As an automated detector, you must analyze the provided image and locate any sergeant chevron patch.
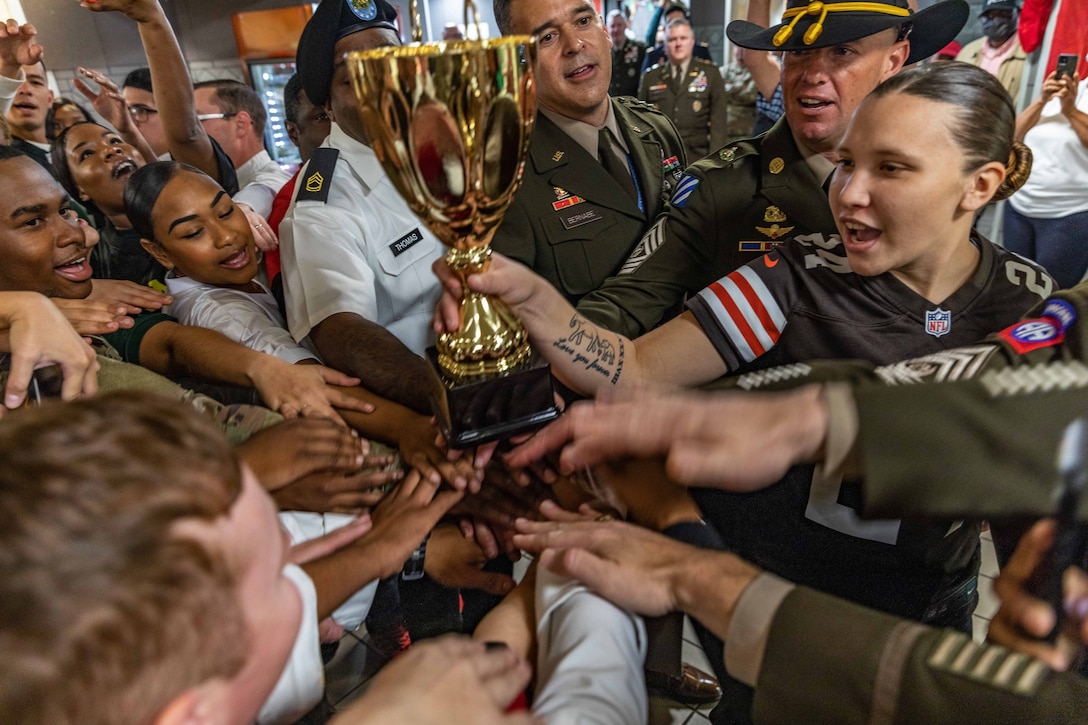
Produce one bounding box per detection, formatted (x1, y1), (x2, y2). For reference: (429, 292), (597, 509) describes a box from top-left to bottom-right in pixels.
(927, 631), (1049, 696)
(979, 361), (1088, 397)
(736, 363), (813, 390)
(874, 346), (997, 385)
(619, 217), (666, 275)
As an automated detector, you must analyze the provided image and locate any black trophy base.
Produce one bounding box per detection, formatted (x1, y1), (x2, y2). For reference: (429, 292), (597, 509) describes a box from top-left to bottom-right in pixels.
(426, 346), (561, 449)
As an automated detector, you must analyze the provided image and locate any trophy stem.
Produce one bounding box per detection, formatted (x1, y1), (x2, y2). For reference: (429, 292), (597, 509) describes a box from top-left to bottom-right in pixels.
(437, 246), (531, 379)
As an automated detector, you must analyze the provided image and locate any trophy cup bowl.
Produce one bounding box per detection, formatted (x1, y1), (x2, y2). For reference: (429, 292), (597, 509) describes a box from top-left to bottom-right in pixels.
(348, 33), (559, 448)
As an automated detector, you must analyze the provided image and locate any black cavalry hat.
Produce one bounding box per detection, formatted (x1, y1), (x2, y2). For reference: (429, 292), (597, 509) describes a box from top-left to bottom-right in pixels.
(727, 0), (969, 65)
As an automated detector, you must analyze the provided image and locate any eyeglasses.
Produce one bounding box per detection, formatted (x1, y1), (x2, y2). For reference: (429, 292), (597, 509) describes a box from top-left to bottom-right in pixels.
(128, 105), (158, 122)
(197, 112), (238, 122)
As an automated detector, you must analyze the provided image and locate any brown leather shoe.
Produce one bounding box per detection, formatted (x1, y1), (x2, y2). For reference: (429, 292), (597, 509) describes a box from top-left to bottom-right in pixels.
(646, 663), (722, 705)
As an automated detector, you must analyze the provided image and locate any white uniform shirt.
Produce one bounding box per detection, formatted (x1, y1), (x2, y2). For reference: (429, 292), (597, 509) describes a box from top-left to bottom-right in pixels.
(234, 149), (293, 219)
(1009, 80), (1088, 218)
(280, 123), (443, 357)
(163, 274), (319, 364)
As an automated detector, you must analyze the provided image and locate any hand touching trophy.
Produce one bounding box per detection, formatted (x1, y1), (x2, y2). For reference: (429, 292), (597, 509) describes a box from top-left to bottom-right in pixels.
(348, 0), (559, 448)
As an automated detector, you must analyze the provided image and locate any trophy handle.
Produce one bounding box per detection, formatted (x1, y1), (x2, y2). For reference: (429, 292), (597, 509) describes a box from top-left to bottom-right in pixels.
(464, 0), (482, 40)
(407, 0), (422, 42)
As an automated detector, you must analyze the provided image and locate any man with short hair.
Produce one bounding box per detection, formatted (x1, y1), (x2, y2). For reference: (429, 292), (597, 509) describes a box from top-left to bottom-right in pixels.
(4, 58), (53, 171)
(639, 2), (713, 76)
(957, 0), (1027, 101)
(639, 17), (728, 161)
(577, 0), (969, 339)
(489, 0), (689, 309)
(120, 67), (169, 159)
(194, 79), (292, 218)
(607, 10), (644, 97)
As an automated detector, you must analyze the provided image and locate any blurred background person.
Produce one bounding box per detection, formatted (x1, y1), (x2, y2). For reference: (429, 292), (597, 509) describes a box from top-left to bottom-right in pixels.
(956, 0), (1027, 100)
(608, 9), (645, 97)
(1004, 66), (1088, 288)
(45, 97), (95, 142)
(720, 47), (757, 140)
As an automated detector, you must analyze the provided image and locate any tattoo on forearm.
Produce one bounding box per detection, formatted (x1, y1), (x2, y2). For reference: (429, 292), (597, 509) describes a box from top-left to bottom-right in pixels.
(552, 315), (623, 384)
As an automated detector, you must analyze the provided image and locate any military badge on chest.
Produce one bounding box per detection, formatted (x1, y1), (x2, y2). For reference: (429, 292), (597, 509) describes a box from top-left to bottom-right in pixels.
(624, 45), (639, 64)
(925, 308), (952, 337)
(688, 70), (708, 93)
(755, 205), (794, 240)
(660, 155), (683, 196)
(551, 186), (585, 211)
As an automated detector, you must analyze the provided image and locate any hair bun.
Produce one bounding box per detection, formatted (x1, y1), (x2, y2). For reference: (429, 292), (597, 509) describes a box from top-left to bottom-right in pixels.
(993, 141), (1032, 201)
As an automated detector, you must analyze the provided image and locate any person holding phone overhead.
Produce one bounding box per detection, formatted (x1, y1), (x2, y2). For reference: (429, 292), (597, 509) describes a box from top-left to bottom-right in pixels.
(1004, 54), (1088, 289)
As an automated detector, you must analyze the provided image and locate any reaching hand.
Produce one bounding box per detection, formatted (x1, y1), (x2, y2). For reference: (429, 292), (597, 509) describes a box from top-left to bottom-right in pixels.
(425, 524), (517, 596)
(86, 278), (172, 314)
(74, 0), (164, 25)
(0, 292), (98, 410)
(248, 356), (373, 427)
(237, 203), (279, 252)
(0, 19), (42, 76)
(398, 415), (481, 491)
(989, 520), (1088, 670)
(51, 297), (136, 335)
(507, 384), (828, 491)
(73, 67), (139, 136)
(273, 465), (404, 515)
(334, 635), (535, 725)
(361, 469), (465, 579)
(237, 417), (369, 491)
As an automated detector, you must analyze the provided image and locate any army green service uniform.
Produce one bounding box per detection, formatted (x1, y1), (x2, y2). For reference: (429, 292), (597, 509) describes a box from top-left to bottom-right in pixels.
(492, 97), (687, 305)
(751, 584), (1088, 724)
(610, 38), (646, 98)
(577, 116), (834, 338)
(638, 58), (729, 163)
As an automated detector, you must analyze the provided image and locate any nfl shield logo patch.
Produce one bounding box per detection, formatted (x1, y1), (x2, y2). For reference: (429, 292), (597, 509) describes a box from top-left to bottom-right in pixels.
(925, 308), (951, 337)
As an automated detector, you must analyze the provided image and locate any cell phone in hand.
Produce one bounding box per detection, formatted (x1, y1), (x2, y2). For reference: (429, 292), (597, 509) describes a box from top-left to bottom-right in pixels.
(1056, 53), (1079, 79)
(1028, 418), (1088, 643)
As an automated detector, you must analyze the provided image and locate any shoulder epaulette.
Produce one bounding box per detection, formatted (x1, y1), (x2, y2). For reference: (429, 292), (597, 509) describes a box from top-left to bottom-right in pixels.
(295, 147), (340, 204)
(616, 95), (659, 112)
(647, 62), (666, 73)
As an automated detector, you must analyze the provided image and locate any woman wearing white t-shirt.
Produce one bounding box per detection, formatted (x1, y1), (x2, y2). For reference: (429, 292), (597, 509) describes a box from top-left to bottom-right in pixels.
(1005, 68), (1088, 288)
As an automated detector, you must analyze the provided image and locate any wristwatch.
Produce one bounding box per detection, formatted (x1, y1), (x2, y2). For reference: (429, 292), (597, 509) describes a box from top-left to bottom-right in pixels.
(401, 532), (430, 581)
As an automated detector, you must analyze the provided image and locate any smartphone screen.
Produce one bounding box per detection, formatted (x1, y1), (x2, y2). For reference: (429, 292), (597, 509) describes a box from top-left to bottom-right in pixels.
(1056, 53), (1078, 79)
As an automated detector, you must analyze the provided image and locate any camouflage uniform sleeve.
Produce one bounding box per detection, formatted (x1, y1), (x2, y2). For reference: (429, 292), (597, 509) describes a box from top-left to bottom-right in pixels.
(707, 65), (731, 154)
(576, 150), (759, 337)
(755, 586), (1088, 724)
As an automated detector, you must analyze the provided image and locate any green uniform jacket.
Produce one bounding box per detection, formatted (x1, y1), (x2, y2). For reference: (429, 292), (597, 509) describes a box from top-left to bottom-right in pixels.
(610, 38), (646, 98)
(492, 97), (687, 305)
(757, 585), (1087, 724)
(638, 58), (729, 162)
(577, 116), (835, 338)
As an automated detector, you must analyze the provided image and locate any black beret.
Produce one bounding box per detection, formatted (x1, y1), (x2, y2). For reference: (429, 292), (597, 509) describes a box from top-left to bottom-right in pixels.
(297, 0), (399, 107)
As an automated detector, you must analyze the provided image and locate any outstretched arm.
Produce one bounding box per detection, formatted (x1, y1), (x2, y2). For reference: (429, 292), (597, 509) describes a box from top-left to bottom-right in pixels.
(75, 0), (225, 183)
(433, 252), (725, 398)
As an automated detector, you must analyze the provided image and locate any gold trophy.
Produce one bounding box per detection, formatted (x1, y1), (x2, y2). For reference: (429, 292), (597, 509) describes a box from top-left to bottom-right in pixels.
(348, 0), (559, 448)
